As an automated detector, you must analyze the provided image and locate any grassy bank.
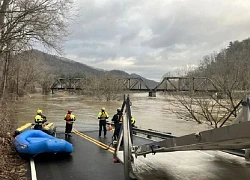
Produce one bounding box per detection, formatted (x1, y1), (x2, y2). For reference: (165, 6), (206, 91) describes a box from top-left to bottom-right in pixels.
(0, 103), (27, 180)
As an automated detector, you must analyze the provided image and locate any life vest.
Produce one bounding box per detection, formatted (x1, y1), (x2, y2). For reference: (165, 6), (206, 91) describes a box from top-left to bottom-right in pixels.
(35, 115), (43, 125)
(98, 111), (109, 120)
(65, 114), (71, 120)
(118, 115), (123, 124)
(65, 113), (75, 124)
(131, 117), (135, 125)
(101, 112), (107, 118)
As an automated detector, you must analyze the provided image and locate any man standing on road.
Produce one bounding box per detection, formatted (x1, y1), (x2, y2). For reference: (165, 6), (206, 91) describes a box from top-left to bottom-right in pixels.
(98, 107), (109, 137)
(64, 109), (76, 136)
(111, 108), (123, 140)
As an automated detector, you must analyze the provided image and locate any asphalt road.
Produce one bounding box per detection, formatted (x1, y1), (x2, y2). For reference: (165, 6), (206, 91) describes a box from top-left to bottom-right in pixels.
(29, 128), (250, 180)
(34, 130), (125, 180)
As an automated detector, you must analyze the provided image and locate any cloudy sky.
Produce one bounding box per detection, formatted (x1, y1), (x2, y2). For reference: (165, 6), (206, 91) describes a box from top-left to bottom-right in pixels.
(63, 0), (250, 81)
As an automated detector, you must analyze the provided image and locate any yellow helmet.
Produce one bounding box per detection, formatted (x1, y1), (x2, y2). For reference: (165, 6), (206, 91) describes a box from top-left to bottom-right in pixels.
(101, 107), (105, 110)
(37, 109), (42, 114)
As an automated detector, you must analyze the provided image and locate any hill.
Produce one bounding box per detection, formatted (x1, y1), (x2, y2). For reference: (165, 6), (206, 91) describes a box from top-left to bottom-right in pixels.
(24, 49), (159, 89)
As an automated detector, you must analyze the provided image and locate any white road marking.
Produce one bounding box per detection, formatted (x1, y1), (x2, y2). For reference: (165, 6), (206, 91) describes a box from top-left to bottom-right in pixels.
(30, 158), (37, 180)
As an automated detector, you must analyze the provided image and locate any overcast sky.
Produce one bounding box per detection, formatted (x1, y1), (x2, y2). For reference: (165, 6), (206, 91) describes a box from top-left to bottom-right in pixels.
(63, 0), (250, 81)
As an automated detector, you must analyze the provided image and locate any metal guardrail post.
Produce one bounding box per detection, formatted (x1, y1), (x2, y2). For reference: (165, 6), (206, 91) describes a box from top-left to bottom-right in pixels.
(123, 95), (136, 180)
(113, 96), (126, 162)
(123, 97), (130, 180)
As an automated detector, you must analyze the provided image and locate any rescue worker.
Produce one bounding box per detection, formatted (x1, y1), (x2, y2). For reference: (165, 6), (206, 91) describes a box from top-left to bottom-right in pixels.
(111, 108), (123, 140)
(131, 114), (137, 135)
(64, 109), (76, 136)
(131, 115), (136, 128)
(98, 107), (109, 137)
(34, 109), (47, 130)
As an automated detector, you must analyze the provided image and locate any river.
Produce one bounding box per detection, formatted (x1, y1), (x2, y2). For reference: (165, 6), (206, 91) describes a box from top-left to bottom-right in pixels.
(15, 92), (210, 136)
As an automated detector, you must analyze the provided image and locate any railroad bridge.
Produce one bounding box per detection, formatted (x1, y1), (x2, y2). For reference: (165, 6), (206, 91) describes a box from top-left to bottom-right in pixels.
(51, 77), (219, 96)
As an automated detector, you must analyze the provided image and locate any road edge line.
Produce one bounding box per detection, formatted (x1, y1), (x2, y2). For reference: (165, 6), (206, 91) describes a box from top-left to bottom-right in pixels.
(30, 158), (37, 180)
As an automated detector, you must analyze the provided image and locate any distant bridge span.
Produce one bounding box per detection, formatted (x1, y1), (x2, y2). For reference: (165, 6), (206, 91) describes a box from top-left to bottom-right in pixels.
(51, 77), (219, 96)
(153, 76), (218, 92)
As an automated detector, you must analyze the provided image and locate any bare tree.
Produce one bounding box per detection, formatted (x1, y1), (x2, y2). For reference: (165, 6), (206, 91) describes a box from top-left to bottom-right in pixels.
(0, 0), (74, 98)
(79, 73), (125, 101)
(167, 42), (248, 128)
(167, 92), (241, 128)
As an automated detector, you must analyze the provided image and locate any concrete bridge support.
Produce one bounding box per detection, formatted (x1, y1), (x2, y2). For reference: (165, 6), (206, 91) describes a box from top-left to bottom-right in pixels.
(148, 91), (156, 97)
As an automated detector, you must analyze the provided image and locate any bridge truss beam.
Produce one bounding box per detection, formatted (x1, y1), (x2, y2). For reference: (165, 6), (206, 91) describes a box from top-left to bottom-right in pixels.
(51, 78), (84, 93)
(154, 77), (218, 92)
(117, 78), (151, 91)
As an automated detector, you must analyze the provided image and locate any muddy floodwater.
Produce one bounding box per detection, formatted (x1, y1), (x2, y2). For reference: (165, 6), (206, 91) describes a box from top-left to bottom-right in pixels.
(15, 92), (210, 136)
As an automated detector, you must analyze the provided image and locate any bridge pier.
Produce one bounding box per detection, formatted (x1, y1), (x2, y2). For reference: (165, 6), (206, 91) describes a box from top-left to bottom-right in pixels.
(149, 91), (156, 97)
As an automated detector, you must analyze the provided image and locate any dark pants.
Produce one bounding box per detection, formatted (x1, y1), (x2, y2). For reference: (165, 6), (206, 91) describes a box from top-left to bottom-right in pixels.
(113, 124), (124, 146)
(113, 124), (121, 140)
(132, 124), (137, 135)
(99, 120), (107, 136)
(65, 123), (73, 133)
(34, 124), (43, 130)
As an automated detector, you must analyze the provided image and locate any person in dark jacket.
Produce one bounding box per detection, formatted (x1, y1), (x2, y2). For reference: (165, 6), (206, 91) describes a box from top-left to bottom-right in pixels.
(111, 108), (123, 140)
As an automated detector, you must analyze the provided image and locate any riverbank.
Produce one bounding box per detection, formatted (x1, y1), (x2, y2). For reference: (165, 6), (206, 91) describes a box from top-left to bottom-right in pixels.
(0, 102), (27, 180)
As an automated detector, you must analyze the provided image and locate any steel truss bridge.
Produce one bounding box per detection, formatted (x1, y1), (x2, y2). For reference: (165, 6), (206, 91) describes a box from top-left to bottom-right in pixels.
(51, 78), (83, 93)
(51, 77), (219, 95)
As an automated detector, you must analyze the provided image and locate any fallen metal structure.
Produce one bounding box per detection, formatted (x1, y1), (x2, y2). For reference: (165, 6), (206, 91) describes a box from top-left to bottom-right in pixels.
(114, 95), (250, 180)
(134, 121), (250, 156)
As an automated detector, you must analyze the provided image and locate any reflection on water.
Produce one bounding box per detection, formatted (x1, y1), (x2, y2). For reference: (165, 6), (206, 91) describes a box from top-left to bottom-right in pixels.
(15, 92), (210, 136)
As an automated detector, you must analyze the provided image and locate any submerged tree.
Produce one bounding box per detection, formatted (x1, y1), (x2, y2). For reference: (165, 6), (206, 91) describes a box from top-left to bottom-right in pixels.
(167, 92), (241, 128)
(81, 73), (125, 101)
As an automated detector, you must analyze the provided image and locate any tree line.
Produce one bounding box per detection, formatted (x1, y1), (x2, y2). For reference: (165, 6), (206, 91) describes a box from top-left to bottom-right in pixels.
(0, 0), (73, 100)
(166, 38), (250, 128)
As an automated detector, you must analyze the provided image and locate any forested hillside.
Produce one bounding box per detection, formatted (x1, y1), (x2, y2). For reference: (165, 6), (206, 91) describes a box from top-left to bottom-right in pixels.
(188, 38), (250, 92)
(170, 38), (250, 127)
(28, 50), (158, 88)
(165, 38), (250, 128)
(10, 49), (158, 94)
(26, 50), (124, 78)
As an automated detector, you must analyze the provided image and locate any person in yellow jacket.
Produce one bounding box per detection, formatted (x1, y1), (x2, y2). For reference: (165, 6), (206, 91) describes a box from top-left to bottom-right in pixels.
(131, 115), (136, 127)
(98, 107), (109, 137)
(34, 109), (47, 130)
(64, 109), (76, 136)
(131, 114), (137, 135)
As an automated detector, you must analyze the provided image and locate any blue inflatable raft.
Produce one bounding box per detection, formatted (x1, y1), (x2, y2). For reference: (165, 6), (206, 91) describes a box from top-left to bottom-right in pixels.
(13, 130), (73, 155)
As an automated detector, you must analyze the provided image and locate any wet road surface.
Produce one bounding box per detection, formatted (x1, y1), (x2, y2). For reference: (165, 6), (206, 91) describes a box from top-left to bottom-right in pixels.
(34, 127), (124, 180)
(27, 126), (250, 180)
